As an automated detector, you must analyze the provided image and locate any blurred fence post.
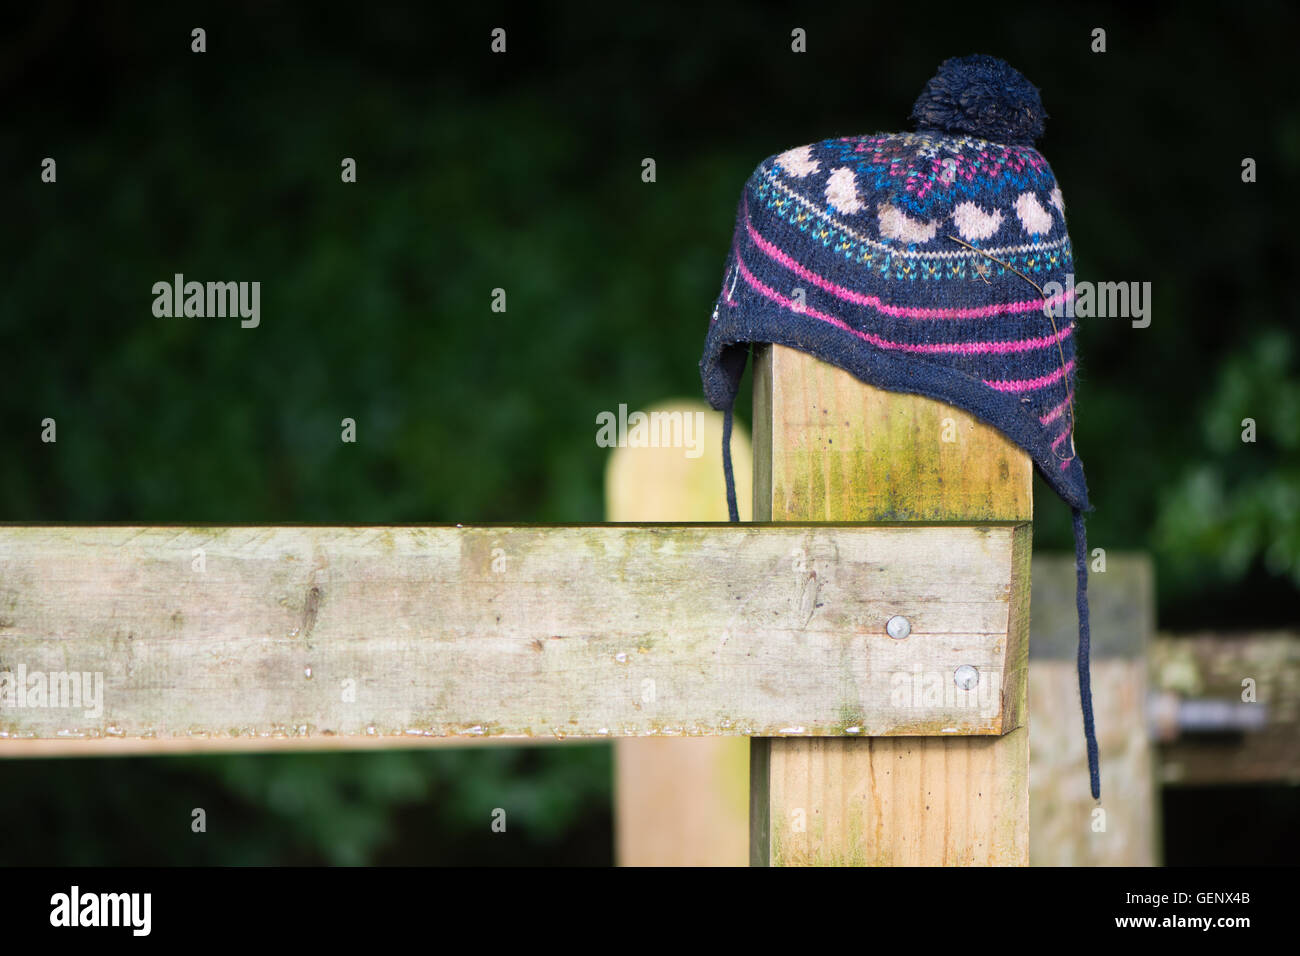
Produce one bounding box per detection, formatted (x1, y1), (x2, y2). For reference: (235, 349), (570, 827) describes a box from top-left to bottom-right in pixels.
(749, 345), (1032, 865)
(607, 399), (752, 866)
(1029, 553), (1159, 866)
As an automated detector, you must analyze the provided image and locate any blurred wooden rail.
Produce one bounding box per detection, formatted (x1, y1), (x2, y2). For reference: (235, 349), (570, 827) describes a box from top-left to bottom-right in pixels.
(0, 522), (1026, 750)
(1151, 631), (1300, 786)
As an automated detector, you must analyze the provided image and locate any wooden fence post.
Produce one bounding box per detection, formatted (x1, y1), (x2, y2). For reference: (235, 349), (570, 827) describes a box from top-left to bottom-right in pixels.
(749, 344), (1033, 866)
(609, 400), (751, 867)
(1029, 553), (1158, 866)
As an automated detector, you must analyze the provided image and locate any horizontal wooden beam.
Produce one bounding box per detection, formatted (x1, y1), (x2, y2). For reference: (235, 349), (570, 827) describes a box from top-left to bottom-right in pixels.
(0, 524), (1026, 753)
(0, 733), (548, 758)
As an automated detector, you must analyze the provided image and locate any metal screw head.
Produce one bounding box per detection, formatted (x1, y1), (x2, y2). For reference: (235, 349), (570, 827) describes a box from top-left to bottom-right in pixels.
(885, 615), (911, 640)
(954, 665), (979, 691)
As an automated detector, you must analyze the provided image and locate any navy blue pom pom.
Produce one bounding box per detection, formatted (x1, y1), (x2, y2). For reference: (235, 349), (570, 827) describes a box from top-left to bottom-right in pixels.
(910, 55), (1046, 146)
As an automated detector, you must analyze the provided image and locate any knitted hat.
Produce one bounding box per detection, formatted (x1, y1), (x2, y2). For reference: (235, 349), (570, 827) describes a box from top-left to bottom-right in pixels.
(699, 55), (1100, 799)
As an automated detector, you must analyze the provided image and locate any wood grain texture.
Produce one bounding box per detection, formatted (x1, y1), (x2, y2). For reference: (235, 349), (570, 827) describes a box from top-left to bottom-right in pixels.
(762, 733), (1030, 865)
(751, 345), (1032, 867)
(0, 522), (1023, 751)
(763, 344), (1032, 523)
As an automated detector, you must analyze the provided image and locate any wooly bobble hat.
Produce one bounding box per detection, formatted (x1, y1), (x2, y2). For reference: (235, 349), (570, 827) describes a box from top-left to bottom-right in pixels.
(699, 54), (1100, 799)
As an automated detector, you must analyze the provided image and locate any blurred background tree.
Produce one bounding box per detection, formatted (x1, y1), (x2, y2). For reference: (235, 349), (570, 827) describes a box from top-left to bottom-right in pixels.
(1158, 330), (1300, 600)
(1, 0), (1296, 864)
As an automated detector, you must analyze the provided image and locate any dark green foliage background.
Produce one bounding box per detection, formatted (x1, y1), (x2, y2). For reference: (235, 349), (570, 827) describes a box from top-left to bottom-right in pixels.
(1, 1), (1296, 864)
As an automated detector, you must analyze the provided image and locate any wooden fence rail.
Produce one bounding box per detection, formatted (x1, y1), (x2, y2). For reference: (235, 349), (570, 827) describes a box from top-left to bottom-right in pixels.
(0, 522), (1025, 750)
(1152, 632), (1300, 786)
(1, 346), (1040, 867)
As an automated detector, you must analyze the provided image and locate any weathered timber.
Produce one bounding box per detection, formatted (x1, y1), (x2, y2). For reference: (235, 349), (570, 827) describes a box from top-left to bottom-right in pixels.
(0, 522), (1025, 752)
(609, 400), (752, 866)
(750, 344), (1033, 866)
